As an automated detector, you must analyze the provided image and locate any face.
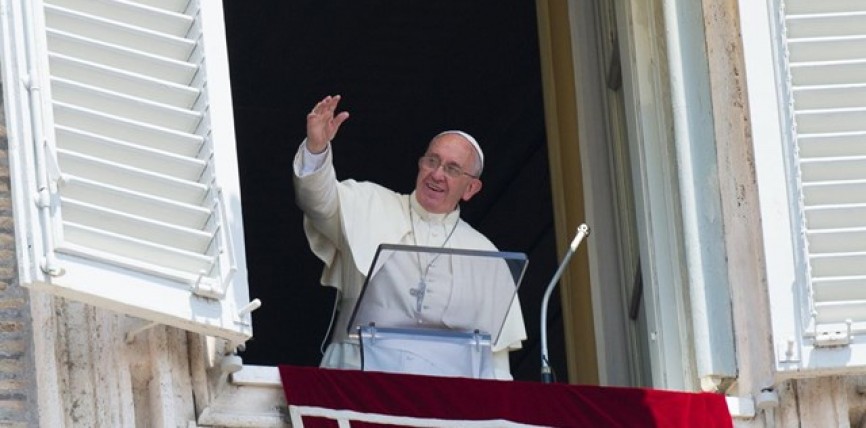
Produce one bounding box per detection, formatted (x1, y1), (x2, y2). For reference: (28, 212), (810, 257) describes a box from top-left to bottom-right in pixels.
(414, 133), (483, 214)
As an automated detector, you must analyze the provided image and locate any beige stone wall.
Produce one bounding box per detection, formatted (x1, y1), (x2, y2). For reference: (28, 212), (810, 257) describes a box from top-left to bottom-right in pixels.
(0, 82), (38, 428)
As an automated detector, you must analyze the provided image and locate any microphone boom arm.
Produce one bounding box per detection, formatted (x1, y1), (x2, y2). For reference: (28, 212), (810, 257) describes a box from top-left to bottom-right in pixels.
(540, 223), (590, 383)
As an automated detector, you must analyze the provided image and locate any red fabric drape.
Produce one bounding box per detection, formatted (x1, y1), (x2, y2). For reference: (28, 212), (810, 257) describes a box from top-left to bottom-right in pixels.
(279, 365), (733, 428)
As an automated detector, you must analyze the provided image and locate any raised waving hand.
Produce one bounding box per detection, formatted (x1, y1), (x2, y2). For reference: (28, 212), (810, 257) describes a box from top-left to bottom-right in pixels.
(306, 95), (350, 154)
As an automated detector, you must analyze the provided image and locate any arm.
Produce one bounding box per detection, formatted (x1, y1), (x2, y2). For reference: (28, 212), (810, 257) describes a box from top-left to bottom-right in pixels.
(293, 95), (351, 248)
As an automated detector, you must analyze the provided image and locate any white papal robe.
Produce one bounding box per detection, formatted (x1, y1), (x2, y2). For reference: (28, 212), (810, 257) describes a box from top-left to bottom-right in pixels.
(293, 141), (526, 379)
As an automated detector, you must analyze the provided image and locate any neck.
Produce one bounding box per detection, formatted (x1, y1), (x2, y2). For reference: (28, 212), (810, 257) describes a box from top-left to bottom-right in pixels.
(409, 192), (459, 223)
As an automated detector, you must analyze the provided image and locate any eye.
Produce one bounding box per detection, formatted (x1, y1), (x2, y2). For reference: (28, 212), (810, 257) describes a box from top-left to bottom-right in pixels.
(444, 164), (463, 177)
(419, 156), (441, 169)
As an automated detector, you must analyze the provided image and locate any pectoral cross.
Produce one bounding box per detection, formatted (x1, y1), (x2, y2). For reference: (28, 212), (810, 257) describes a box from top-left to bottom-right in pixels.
(409, 280), (427, 315)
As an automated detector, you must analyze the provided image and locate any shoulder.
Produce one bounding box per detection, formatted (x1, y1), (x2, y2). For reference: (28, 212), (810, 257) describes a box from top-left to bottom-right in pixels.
(337, 180), (408, 213)
(339, 180), (406, 202)
(454, 219), (497, 251)
(339, 179), (400, 196)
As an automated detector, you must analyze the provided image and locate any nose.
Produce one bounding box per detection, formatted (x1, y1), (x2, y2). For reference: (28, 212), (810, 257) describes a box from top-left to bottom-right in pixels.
(429, 164), (449, 180)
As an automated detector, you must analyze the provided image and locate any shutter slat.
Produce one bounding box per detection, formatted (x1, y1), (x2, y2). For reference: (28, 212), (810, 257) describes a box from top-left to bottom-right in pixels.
(133, 0), (191, 14)
(62, 199), (213, 253)
(785, 0), (866, 16)
(788, 36), (866, 63)
(807, 228), (866, 253)
(55, 126), (206, 180)
(794, 84), (866, 110)
(787, 12), (866, 39)
(798, 132), (866, 157)
(814, 300), (866, 324)
(49, 53), (199, 108)
(802, 180), (866, 205)
(814, 277), (866, 301)
(51, 77), (201, 132)
(46, 29), (197, 84)
(61, 176), (210, 229)
(45, 0), (193, 36)
(806, 204), (866, 229)
(795, 108), (866, 134)
(790, 60), (866, 86)
(57, 150), (208, 204)
(53, 102), (204, 155)
(62, 223), (214, 274)
(45, 4), (195, 60)
(810, 252), (866, 277)
(800, 156), (866, 182)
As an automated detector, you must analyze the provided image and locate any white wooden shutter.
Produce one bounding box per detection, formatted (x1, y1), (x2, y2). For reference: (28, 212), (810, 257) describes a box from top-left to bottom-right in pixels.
(758, 0), (866, 375)
(1, 0), (255, 346)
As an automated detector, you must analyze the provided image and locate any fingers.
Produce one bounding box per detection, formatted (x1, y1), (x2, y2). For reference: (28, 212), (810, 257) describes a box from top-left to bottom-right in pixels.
(331, 111), (350, 129)
(310, 95), (342, 118)
(307, 96), (349, 127)
(305, 95), (349, 152)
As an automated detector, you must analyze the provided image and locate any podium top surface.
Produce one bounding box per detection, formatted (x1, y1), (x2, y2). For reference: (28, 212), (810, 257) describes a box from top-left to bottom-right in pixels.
(347, 243), (528, 344)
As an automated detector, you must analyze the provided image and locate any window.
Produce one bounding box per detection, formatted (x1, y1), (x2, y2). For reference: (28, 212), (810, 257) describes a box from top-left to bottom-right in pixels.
(746, 0), (866, 374)
(1, 0), (254, 346)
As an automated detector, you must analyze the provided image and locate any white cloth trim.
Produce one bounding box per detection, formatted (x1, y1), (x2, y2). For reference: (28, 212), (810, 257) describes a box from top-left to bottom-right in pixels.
(289, 405), (547, 428)
(297, 139), (329, 176)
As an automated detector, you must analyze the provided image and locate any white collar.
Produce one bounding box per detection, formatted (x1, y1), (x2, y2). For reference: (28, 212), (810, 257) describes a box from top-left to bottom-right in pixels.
(409, 192), (460, 225)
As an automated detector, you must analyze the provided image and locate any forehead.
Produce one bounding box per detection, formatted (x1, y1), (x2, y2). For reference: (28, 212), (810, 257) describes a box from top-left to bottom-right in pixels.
(426, 134), (474, 162)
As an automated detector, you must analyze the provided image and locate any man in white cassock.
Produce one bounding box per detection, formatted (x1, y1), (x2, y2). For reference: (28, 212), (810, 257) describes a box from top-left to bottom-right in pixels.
(293, 95), (526, 380)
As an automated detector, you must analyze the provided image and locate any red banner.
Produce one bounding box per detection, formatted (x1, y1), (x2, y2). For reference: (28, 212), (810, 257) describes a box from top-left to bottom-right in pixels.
(279, 366), (733, 428)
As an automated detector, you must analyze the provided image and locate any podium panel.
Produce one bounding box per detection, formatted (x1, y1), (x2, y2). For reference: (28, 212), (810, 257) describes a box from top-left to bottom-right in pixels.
(348, 244), (528, 378)
(359, 326), (494, 379)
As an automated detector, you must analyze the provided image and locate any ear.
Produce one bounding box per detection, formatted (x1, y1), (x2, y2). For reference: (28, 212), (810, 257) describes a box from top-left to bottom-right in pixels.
(461, 178), (483, 202)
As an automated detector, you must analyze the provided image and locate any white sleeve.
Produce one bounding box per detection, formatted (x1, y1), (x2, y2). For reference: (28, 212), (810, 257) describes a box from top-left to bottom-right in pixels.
(295, 139), (330, 177)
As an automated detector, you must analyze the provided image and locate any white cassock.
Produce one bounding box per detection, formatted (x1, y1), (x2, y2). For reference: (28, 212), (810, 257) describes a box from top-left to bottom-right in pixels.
(293, 141), (526, 380)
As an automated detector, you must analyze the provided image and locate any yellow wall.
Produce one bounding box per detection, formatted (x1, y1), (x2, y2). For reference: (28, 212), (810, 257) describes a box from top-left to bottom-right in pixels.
(535, 0), (598, 385)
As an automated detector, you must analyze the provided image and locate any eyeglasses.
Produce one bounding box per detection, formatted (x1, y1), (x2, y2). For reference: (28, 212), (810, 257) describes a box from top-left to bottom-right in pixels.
(418, 156), (478, 179)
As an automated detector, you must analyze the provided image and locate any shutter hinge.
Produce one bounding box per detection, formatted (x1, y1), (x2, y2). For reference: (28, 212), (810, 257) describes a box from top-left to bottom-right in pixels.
(191, 270), (224, 299)
(191, 282), (223, 299)
(813, 319), (852, 348)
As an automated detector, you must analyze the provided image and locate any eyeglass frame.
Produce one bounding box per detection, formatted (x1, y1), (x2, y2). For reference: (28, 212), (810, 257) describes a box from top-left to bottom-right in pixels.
(418, 155), (479, 179)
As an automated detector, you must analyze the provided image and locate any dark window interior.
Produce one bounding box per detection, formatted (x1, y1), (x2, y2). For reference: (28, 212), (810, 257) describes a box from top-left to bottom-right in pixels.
(223, 0), (567, 382)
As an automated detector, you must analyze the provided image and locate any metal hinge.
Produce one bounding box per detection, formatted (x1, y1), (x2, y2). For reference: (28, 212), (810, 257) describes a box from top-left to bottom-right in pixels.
(190, 270), (225, 299)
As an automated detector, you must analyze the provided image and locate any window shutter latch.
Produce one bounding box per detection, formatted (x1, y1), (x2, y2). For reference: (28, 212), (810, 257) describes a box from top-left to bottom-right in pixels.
(234, 298), (261, 327)
(813, 319), (853, 348)
(778, 337), (800, 364)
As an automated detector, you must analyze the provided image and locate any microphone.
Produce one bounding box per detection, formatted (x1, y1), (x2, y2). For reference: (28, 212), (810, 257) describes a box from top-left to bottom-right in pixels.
(540, 223), (590, 383)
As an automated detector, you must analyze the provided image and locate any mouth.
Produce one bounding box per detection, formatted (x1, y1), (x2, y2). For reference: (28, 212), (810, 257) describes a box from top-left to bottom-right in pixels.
(425, 181), (445, 193)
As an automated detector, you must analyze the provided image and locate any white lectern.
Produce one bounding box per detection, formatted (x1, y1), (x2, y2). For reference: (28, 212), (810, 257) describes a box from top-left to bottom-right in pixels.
(347, 244), (528, 379)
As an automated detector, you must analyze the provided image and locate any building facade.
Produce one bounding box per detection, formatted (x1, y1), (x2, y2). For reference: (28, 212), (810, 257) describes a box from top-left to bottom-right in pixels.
(1, 0), (865, 427)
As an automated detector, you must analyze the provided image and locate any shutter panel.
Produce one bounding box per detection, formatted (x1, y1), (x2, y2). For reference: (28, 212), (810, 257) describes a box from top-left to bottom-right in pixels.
(770, 0), (866, 374)
(2, 0), (254, 345)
